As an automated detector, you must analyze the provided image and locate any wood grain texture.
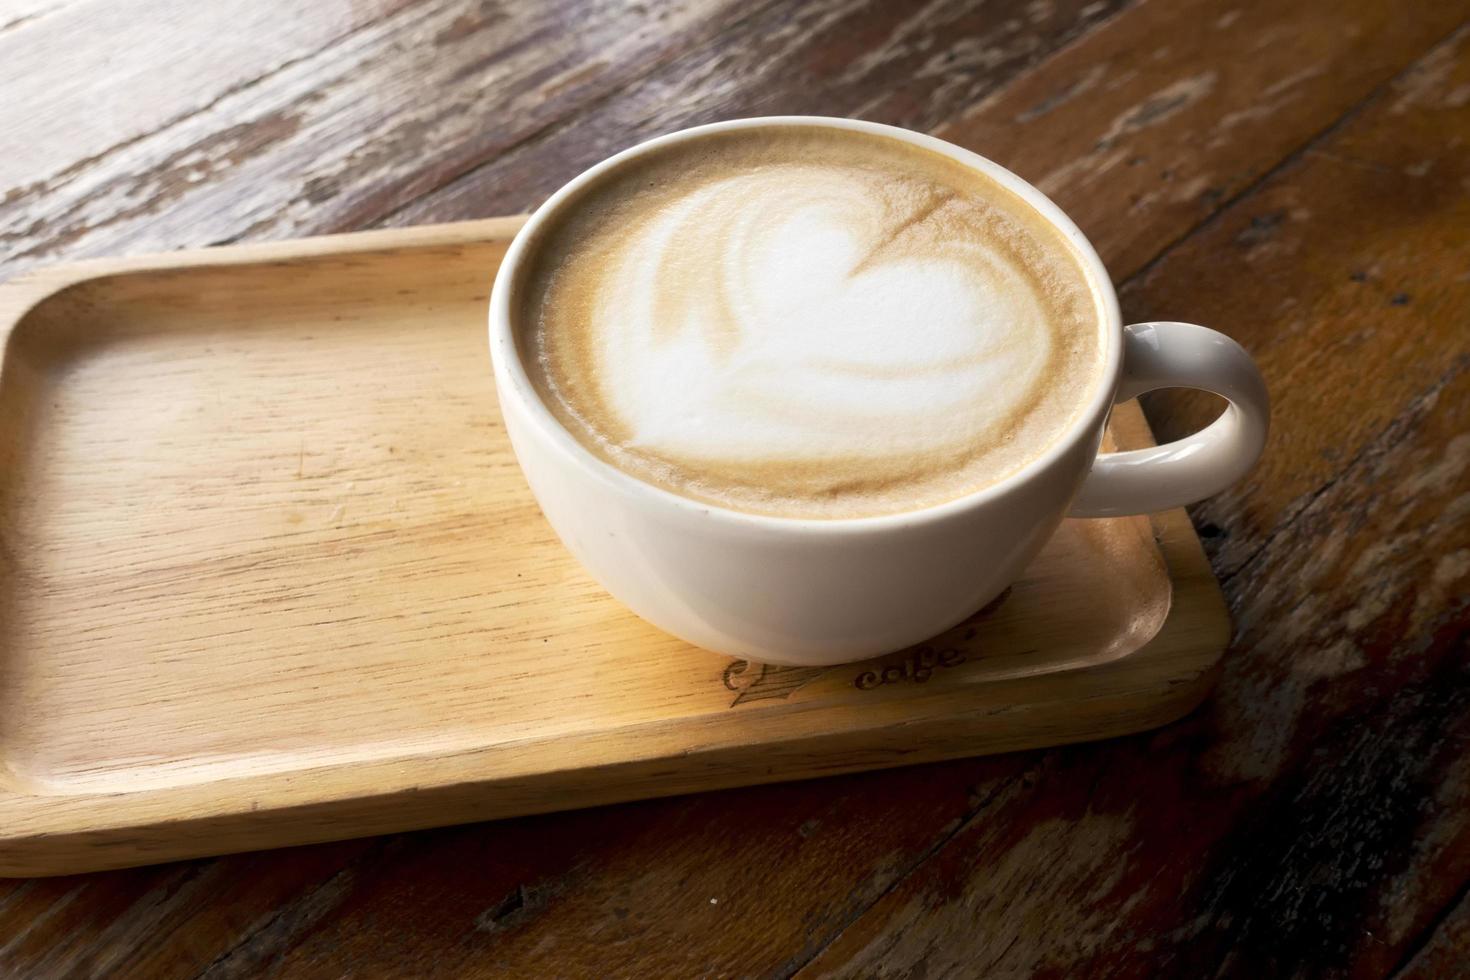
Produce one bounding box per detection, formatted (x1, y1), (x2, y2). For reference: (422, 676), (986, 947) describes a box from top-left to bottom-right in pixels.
(386, 0), (1132, 228)
(0, 0), (769, 275)
(0, 223), (1224, 874)
(795, 20), (1470, 980)
(0, 0), (1466, 974)
(935, 0), (1470, 282)
(1397, 885), (1470, 979)
(0, 0), (415, 194)
(0, 0), (79, 37)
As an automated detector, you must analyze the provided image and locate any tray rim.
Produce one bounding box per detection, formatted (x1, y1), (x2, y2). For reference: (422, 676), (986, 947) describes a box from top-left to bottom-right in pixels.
(0, 221), (1229, 876)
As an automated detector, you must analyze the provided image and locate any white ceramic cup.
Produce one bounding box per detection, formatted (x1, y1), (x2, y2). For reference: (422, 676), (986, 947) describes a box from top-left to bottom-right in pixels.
(489, 117), (1268, 666)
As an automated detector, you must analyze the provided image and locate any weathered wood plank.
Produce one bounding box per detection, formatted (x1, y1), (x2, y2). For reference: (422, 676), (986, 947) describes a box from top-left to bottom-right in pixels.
(1396, 884), (1470, 979)
(199, 761), (1037, 979)
(0, 0), (81, 37)
(386, 0), (1131, 227)
(0, 0), (415, 193)
(793, 24), (1470, 979)
(1136, 29), (1470, 580)
(0, 0), (779, 278)
(0, 842), (375, 977)
(388, 0), (1470, 281)
(936, 0), (1470, 282)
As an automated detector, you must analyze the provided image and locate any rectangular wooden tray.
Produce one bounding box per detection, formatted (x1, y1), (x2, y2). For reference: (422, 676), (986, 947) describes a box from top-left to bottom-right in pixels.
(0, 219), (1229, 876)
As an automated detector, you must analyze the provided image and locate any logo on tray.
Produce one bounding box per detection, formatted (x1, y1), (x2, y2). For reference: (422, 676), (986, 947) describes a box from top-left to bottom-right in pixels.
(723, 661), (829, 707)
(852, 647), (966, 690)
(722, 646), (971, 707)
(720, 590), (1003, 707)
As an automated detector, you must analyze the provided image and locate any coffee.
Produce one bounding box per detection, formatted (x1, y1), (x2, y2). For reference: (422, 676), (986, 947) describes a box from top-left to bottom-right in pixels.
(513, 125), (1105, 519)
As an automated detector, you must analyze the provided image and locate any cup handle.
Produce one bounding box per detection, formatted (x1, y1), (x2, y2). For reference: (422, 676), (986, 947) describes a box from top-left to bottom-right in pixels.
(1068, 321), (1269, 518)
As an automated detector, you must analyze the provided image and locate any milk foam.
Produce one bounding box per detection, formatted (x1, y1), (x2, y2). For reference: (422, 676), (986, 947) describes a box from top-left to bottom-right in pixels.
(518, 127), (1103, 518)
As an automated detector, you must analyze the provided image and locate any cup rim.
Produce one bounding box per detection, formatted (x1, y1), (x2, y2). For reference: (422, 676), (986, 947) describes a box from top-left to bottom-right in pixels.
(489, 115), (1123, 533)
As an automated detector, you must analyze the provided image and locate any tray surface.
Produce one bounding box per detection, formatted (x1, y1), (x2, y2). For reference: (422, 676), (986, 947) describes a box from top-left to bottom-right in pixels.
(0, 220), (1228, 875)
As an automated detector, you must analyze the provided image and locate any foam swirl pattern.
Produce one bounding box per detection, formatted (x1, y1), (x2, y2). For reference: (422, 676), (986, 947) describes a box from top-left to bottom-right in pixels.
(518, 128), (1103, 518)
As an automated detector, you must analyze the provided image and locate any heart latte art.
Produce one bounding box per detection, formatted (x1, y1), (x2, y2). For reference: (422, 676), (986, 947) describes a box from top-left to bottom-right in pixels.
(516, 127), (1104, 518)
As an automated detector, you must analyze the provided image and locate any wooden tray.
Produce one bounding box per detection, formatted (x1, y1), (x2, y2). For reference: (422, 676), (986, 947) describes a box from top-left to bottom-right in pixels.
(0, 219), (1229, 876)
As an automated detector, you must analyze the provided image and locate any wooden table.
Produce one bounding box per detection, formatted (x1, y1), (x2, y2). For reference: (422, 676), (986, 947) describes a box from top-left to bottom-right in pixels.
(1, 0), (1466, 975)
